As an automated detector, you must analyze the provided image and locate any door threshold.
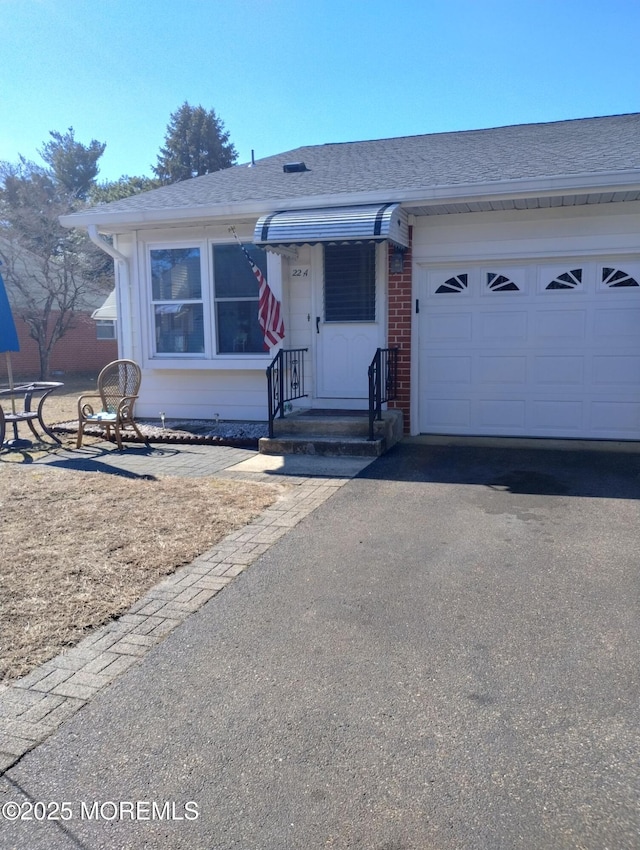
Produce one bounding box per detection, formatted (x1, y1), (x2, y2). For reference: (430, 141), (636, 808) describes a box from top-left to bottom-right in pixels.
(293, 409), (368, 418)
(307, 399), (368, 411)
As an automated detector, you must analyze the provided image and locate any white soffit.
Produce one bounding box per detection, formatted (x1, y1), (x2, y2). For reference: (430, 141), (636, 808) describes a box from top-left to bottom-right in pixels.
(404, 190), (640, 216)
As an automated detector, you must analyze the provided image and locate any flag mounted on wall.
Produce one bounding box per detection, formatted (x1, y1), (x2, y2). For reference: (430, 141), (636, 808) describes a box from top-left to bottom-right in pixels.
(254, 253), (285, 347)
(230, 229), (285, 349)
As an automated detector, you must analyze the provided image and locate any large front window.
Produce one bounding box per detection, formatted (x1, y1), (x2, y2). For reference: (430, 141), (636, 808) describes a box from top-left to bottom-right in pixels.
(150, 247), (204, 354)
(213, 243), (267, 353)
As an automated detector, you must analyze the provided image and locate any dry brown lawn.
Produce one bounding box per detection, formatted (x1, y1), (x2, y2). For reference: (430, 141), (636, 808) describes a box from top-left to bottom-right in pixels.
(0, 380), (279, 683)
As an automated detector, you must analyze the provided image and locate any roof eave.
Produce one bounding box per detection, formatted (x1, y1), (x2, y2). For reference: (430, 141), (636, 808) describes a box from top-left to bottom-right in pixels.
(59, 169), (640, 234)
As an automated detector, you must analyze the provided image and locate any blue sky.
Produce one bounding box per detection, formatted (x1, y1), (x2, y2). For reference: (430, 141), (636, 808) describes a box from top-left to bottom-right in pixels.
(1, 0), (639, 183)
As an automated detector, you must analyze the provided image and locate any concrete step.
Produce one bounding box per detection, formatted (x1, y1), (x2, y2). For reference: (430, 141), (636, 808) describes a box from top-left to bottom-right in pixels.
(273, 414), (371, 438)
(259, 435), (386, 457)
(261, 409), (403, 458)
(272, 409), (402, 438)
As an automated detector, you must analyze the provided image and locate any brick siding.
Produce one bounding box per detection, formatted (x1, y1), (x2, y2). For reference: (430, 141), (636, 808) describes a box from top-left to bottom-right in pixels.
(0, 312), (117, 380)
(387, 226), (413, 433)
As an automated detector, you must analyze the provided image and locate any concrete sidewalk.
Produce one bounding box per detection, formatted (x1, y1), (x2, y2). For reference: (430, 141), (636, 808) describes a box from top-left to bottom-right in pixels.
(1, 442), (639, 849)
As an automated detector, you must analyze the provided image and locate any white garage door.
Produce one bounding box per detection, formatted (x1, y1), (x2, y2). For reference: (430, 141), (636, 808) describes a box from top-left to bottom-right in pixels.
(419, 260), (640, 439)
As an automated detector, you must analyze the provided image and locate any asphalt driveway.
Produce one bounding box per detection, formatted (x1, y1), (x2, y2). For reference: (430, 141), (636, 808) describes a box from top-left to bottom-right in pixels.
(2, 443), (639, 849)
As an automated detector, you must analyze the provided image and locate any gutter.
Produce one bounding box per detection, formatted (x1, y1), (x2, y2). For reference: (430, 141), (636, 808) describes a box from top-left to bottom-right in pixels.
(60, 169), (640, 232)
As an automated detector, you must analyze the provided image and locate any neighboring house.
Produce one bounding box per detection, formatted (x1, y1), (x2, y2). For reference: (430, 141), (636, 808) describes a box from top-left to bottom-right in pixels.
(0, 239), (117, 380)
(0, 314), (117, 380)
(60, 113), (640, 440)
(91, 288), (118, 341)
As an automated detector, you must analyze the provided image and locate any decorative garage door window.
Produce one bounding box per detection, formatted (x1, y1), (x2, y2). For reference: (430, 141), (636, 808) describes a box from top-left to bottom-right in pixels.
(435, 273), (468, 294)
(546, 269), (582, 290)
(602, 267), (639, 288)
(487, 273), (519, 292)
(429, 265), (640, 298)
(433, 270), (524, 294)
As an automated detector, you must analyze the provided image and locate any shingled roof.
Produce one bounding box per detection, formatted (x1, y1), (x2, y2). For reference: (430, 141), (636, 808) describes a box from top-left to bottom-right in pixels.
(62, 114), (640, 230)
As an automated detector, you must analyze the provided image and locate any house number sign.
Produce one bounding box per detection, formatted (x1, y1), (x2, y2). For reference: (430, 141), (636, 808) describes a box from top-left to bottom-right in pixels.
(290, 265), (310, 280)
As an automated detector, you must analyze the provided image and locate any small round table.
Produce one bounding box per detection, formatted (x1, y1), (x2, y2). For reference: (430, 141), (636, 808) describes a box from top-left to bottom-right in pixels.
(0, 382), (64, 448)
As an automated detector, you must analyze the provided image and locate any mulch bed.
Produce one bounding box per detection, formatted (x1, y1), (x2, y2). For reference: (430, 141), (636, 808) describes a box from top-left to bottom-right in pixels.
(52, 420), (262, 450)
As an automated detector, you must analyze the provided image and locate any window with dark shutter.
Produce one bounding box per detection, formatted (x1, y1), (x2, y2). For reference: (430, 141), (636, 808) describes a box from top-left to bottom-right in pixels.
(324, 243), (376, 322)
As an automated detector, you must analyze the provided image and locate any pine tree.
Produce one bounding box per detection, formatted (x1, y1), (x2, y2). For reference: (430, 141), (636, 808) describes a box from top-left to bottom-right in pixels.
(153, 102), (237, 184)
(89, 174), (160, 204)
(39, 127), (106, 200)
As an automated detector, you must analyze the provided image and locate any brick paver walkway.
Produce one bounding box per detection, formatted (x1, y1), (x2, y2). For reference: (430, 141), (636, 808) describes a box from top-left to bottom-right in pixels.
(33, 442), (258, 478)
(0, 443), (367, 774)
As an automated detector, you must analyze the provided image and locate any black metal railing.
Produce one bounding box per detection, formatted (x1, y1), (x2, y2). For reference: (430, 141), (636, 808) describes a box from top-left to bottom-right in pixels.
(266, 348), (308, 438)
(368, 347), (399, 441)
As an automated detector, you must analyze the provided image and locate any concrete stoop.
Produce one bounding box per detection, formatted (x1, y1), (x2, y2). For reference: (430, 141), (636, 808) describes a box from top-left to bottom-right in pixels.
(259, 409), (403, 457)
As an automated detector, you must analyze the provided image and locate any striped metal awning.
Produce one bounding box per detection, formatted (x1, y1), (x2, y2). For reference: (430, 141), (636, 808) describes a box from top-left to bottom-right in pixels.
(254, 203), (409, 249)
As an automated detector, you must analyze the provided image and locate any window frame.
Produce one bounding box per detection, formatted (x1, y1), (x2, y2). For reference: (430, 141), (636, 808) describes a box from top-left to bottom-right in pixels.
(95, 319), (116, 340)
(212, 242), (270, 355)
(146, 241), (210, 360)
(142, 237), (280, 369)
(480, 267), (526, 296)
(599, 263), (640, 290)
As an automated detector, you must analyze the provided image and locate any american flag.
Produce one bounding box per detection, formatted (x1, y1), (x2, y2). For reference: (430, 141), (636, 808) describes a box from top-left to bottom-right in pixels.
(240, 245), (285, 349)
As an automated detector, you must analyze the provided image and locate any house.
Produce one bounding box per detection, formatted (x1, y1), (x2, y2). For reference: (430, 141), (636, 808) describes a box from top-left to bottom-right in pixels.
(60, 113), (640, 442)
(0, 238), (117, 380)
(91, 288), (118, 341)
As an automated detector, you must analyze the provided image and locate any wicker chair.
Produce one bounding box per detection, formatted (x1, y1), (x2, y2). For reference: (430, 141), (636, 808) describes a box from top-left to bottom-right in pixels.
(76, 360), (144, 449)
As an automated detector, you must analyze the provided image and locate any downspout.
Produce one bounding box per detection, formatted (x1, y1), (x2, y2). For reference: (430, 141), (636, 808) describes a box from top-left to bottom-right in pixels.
(87, 224), (127, 264)
(87, 225), (132, 360)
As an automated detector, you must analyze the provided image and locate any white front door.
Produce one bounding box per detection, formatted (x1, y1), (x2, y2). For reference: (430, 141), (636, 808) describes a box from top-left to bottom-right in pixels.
(316, 321), (379, 398)
(314, 243), (384, 402)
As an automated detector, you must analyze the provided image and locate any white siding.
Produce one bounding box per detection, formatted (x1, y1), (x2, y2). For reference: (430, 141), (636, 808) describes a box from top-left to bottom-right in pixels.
(112, 224), (323, 421)
(413, 202), (640, 264)
(136, 369), (268, 421)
